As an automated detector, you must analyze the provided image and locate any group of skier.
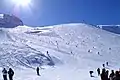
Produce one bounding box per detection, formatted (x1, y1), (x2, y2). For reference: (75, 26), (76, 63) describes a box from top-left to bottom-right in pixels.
(2, 67), (40, 80)
(100, 68), (120, 80)
(2, 68), (14, 80)
(89, 62), (120, 80)
(89, 62), (109, 77)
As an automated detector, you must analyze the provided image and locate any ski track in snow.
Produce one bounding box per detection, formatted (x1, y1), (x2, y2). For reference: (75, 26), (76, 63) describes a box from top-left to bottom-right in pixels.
(0, 23), (120, 80)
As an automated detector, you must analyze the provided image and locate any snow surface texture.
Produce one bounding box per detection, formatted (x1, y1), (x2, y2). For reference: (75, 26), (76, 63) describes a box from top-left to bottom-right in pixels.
(0, 23), (120, 80)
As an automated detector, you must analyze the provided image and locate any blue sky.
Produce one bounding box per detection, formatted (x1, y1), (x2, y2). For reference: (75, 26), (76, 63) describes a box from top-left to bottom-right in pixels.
(0, 0), (120, 26)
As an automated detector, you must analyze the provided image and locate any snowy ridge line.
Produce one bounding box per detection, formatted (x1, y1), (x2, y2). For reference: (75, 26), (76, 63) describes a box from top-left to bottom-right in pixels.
(97, 25), (120, 26)
(97, 25), (120, 29)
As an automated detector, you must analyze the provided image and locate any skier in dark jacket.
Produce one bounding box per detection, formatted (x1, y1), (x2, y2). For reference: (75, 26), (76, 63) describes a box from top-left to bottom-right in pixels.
(106, 62), (109, 66)
(97, 68), (100, 76)
(36, 67), (40, 76)
(89, 71), (93, 77)
(2, 68), (7, 80)
(8, 68), (14, 80)
(114, 71), (120, 80)
(102, 64), (105, 68)
(106, 70), (109, 80)
(101, 68), (108, 80)
(109, 70), (115, 80)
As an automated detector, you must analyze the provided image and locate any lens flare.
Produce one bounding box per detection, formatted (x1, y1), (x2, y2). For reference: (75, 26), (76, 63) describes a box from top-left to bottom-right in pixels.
(12, 0), (31, 7)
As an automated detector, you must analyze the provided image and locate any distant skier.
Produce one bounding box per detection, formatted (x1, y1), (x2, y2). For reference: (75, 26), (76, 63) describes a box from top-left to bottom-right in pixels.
(109, 48), (111, 50)
(8, 68), (14, 80)
(102, 64), (105, 68)
(47, 51), (48, 54)
(36, 67), (40, 76)
(2, 68), (7, 80)
(98, 52), (100, 55)
(88, 50), (91, 53)
(97, 68), (100, 76)
(89, 71), (94, 77)
(106, 62), (109, 66)
(71, 51), (74, 55)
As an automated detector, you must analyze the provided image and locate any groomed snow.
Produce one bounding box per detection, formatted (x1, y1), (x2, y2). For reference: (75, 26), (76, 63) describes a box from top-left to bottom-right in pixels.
(0, 23), (120, 80)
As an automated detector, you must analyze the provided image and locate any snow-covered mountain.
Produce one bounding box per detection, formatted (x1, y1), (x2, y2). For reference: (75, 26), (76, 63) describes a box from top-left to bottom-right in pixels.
(97, 25), (120, 34)
(0, 23), (120, 80)
(0, 14), (23, 28)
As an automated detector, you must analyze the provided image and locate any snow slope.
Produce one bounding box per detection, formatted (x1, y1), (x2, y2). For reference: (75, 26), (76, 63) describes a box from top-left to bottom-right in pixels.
(0, 23), (120, 80)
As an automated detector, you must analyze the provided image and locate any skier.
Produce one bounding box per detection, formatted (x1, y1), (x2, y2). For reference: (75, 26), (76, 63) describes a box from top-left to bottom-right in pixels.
(2, 68), (7, 80)
(97, 68), (100, 76)
(88, 50), (91, 53)
(106, 62), (109, 66)
(114, 71), (120, 80)
(47, 51), (48, 54)
(109, 70), (115, 80)
(102, 64), (105, 68)
(71, 51), (74, 55)
(89, 71), (93, 77)
(36, 67), (40, 76)
(101, 68), (108, 80)
(101, 69), (107, 80)
(109, 48), (111, 50)
(8, 68), (14, 80)
(106, 70), (109, 80)
(98, 52), (100, 55)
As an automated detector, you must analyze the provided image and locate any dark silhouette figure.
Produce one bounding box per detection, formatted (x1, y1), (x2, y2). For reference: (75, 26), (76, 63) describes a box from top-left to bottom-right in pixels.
(98, 52), (100, 55)
(106, 70), (109, 80)
(106, 62), (109, 66)
(101, 68), (108, 80)
(114, 71), (120, 80)
(109, 48), (111, 50)
(89, 71), (94, 77)
(2, 68), (7, 80)
(8, 68), (14, 80)
(97, 68), (100, 76)
(109, 70), (115, 80)
(47, 51), (48, 54)
(102, 64), (105, 68)
(36, 67), (40, 76)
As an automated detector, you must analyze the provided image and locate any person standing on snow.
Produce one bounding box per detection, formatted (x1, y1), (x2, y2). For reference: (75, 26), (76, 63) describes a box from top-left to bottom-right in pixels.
(36, 67), (40, 76)
(97, 68), (100, 76)
(89, 71), (94, 77)
(106, 62), (109, 66)
(109, 70), (115, 80)
(102, 64), (105, 68)
(2, 68), (8, 80)
(106, 70), (109, 80)
(101, 68), (108, 80)
(114, 71), (120, 80)
(8, 68), (14, 80)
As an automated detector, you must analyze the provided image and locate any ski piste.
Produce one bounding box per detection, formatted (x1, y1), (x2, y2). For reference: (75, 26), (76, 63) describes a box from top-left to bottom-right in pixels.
(0, 23), (120, 80)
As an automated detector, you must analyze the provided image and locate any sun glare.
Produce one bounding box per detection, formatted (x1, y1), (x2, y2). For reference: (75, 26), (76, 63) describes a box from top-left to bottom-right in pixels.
(12, 0), (31, 7)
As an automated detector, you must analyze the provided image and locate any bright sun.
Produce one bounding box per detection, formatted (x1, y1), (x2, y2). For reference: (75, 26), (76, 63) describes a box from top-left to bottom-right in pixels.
(12, 0), (31, 7)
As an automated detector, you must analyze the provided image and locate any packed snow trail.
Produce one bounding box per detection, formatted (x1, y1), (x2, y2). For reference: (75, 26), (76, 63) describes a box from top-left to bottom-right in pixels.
(0, 23), (120, 80)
